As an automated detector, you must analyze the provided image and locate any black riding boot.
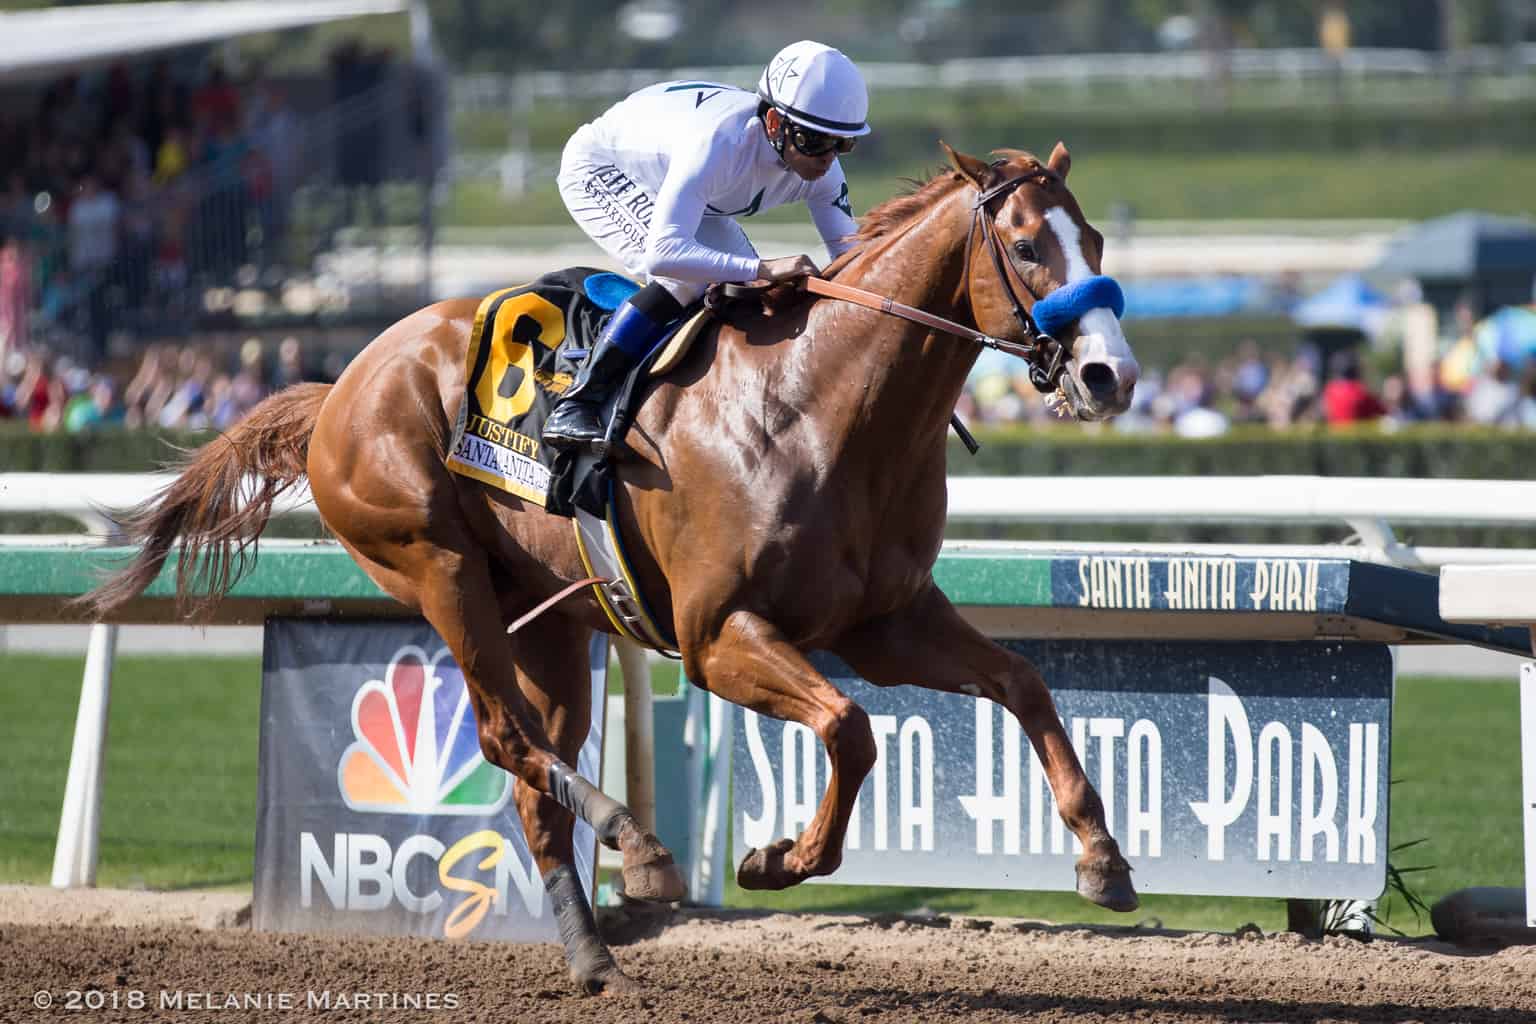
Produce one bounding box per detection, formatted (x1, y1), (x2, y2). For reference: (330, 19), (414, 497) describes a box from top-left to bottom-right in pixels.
(543, 286), (678, 454)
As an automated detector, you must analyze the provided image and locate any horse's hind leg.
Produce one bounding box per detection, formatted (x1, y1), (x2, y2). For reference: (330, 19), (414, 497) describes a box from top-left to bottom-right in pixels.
(501, 616), (640, 995)
(410, 543), (683, 900)
(689, 611), (877, 889)
(833, 583), (1138, 912)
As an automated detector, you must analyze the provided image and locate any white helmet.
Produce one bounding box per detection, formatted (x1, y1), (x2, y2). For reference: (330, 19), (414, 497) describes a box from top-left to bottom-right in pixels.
(757, 40), (871, 138)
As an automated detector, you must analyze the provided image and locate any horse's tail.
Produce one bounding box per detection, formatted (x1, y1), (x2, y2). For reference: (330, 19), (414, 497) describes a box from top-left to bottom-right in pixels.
(75, 382), (333, 622)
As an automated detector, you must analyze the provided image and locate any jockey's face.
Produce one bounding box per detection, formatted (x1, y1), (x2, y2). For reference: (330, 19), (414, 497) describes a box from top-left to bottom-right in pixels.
(764, 108), (840, 182)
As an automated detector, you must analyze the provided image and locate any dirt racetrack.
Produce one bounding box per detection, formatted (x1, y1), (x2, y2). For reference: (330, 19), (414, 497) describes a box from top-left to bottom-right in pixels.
(2, 886), (1534, 1023)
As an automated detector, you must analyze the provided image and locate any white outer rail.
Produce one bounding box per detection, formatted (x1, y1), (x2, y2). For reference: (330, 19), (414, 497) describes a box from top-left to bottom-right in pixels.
(944, 475), (1536, 568)
(0, 473), (315, 536)
(7, 472), (1536, 561)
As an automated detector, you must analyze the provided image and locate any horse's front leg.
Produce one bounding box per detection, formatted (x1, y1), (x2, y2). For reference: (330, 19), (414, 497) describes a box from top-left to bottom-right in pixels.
(834, 583), (1138, 912)
(688, 610), (878, 889)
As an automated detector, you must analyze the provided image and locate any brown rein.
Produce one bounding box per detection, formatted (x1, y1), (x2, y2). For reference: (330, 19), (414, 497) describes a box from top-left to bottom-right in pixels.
(798, 276), (1039, 361)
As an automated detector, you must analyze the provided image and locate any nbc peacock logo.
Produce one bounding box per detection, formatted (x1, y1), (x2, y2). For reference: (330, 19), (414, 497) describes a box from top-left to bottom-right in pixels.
(338, 646), (512, 815)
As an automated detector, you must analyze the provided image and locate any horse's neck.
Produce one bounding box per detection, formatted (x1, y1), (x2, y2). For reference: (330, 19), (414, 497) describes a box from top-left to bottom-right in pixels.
(825, 192), (977, 442)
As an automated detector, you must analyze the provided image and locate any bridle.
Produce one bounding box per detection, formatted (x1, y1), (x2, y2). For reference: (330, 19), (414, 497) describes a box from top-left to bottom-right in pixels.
(963, 167), (1069, 393)
(787, 167), (1071, 395)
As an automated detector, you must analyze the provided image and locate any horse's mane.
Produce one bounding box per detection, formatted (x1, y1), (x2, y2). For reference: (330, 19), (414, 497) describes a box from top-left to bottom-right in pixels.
(853, 149), (1046, 244)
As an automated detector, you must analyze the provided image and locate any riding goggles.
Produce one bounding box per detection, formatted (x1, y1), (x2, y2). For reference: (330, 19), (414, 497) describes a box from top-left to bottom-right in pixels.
(786, 123), (857, 158)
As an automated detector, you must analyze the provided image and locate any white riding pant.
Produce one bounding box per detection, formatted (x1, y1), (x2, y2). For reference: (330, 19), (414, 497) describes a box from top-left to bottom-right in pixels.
(557, 148), (757, 306)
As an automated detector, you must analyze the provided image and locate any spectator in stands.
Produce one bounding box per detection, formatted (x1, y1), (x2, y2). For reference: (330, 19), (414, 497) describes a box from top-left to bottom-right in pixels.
(245, 82), (301, 263)
(63, 374), (123, 432)
(100, 115), (151, 192)
(157, 347), (214, 428)
(1226, 339), (1270, 423)
(122, 342), (173, 427)
(270, 335), (310, 392)
(0, 172), (33, 240)
(0, 230), (31, 361)
(1381, 362), (1455, 425)
(1463, 359), (1524, 426)
(100, 64), (137, 139)
(231, 337), (269, 413)
(137, 58), (176, 160)
(191, 61), (241, 138)
(194, 116), (251, 275)
(151, 120), (192, 186)
(66, 172), (121, 365)
(1322, 349), (1387, 426)
(331, 40), (391, 226)
(15, 350), (64, 431)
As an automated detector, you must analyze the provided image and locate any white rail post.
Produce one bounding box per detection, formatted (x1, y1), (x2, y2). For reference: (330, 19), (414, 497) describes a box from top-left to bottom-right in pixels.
(615, 638), (656, 832)
(685, 692), (732, 907)
(51, 622), (118, 887)
(1522, 661), (1536, 928)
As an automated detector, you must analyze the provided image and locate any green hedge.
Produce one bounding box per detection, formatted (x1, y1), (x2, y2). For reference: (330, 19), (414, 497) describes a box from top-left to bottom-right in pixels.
(14, 422), (1529, 477)
(5, 424), (1533, 548)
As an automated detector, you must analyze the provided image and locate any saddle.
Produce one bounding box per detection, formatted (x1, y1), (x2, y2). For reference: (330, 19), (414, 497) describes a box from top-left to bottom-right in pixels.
(445, 267), (717, 520)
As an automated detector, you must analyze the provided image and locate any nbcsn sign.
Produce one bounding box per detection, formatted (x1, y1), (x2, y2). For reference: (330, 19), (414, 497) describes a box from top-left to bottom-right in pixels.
(298, 646), (551, 938)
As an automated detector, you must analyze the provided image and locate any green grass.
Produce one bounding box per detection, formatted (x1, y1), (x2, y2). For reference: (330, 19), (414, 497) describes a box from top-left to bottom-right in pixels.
(446, 149), (1536, 228)
(0, 655), (263, 890)
(0, 656), (1522, 935)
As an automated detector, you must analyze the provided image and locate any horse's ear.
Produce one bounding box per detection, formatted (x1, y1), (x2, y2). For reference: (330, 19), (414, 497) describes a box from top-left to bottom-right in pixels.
(1047, 141), (1071, 180)
(940, 140), (994, 189)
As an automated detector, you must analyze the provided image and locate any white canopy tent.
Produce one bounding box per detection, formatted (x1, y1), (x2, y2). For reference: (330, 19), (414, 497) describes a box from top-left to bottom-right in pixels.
(0, 0), (406, 84)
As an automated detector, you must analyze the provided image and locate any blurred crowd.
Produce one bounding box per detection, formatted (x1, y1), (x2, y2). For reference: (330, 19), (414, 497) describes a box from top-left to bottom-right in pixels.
(6, 308), (1536, 437)
(0, 57), (305, 365)
(959, 301), (1536, 435)
(0, 335), (341, 434)
(0, 38), (412, 377)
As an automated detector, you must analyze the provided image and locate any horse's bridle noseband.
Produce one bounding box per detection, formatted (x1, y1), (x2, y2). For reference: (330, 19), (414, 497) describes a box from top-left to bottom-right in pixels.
(964, 168), (1068, 393)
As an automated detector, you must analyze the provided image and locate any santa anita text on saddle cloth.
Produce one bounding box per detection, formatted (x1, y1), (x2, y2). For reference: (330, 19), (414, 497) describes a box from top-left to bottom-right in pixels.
(732, 638), (1392, 900)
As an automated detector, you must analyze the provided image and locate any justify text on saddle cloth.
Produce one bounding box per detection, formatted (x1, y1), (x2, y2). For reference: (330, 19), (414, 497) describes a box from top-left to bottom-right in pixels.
(556, 82), (859, 302)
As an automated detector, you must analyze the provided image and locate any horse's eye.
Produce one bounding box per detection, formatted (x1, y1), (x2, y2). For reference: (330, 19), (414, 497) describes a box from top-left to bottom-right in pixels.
(1013, 239), (1036, 262)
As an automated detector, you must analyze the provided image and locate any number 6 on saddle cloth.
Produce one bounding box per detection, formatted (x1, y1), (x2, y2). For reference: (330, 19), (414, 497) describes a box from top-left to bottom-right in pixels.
(444, 267), (704, 521)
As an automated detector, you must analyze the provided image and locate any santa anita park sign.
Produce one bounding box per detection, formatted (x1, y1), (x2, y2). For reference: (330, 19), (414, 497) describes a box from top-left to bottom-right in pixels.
(734, 639), (1391, 900)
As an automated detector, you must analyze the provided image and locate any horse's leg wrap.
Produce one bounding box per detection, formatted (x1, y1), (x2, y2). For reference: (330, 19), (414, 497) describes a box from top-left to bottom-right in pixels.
(547, 762), (627, 848)
(544, 864), (630, 995)
(546, 763), (686, 902)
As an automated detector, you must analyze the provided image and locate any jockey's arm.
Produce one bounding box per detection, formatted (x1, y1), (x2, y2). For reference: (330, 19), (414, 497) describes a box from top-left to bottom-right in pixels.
(644, 137), (762, 284)
(808, 164), (858, 262)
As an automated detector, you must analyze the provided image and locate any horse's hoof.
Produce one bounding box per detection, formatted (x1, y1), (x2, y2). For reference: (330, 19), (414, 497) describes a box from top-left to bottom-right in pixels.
(621, 852), (686, 903)
(616, 819), (685, 902)
(575, 963), (642, 997)
(1076, 856), (1139, 912)
(736, 837), (797, 891)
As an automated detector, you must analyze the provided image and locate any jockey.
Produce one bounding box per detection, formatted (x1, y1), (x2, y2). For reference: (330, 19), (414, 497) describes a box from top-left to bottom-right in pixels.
(542, 40), (871, 452)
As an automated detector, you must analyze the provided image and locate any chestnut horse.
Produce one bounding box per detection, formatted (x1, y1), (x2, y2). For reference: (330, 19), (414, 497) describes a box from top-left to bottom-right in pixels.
(83, 143), (1140, 994)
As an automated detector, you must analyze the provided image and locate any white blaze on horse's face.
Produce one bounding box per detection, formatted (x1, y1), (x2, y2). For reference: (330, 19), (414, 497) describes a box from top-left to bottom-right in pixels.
(1042, 207), (1140, 419)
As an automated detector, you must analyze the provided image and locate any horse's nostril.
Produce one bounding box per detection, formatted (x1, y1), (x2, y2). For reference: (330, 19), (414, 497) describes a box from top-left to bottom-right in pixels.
(1080, 362), (1117, 400)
